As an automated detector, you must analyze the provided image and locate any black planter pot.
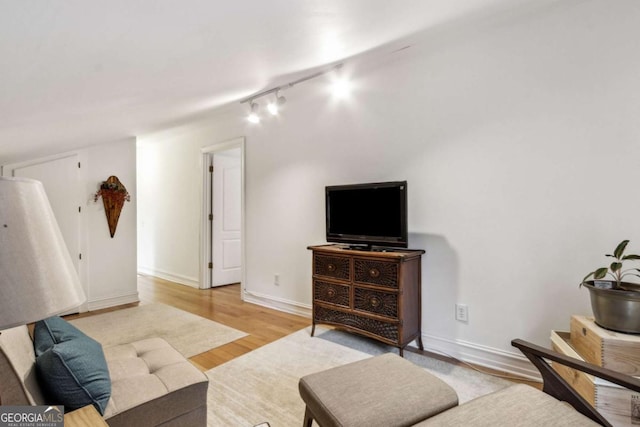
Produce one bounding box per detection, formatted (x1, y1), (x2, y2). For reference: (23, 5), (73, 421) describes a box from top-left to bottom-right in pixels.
(582, 280), (640, 334)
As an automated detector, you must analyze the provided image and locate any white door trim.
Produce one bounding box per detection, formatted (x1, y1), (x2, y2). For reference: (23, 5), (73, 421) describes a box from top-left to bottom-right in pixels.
(200, 137), (246, 293)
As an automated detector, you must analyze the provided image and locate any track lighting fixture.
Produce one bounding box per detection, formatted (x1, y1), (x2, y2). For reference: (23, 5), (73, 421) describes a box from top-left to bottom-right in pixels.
(247, 101), (260, 123)
(240, 63), (343, 124)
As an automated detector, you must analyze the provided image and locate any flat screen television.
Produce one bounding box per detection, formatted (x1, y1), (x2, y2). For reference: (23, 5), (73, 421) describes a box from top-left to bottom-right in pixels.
(325, 181), (408, 249)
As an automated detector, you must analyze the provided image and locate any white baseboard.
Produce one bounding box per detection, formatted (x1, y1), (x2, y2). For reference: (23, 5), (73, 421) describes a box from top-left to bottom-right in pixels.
(420, 333), (541, 381)
(236, 289), (539, 381)
(87, 292), (140, 311)
(138, 267), (200, 288)
(243, 290), (312, 318)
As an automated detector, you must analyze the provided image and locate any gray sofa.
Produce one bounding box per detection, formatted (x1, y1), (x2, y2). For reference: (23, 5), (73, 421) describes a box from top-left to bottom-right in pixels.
(0, 325), (209, 426)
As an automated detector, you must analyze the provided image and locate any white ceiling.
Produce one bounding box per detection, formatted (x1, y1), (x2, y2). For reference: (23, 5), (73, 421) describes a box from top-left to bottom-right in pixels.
(0, 0), (536, 161)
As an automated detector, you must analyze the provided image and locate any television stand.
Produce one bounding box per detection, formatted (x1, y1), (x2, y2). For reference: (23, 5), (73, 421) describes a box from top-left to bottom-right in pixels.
(308, 244), (425, 356)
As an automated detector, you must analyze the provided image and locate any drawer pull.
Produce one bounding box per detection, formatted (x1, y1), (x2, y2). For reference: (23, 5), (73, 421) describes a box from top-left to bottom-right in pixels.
(314, 280), (349, 307)
(327, 263), (336, 272)
(370, 296), (380, 307)
(369, 268), (380, 278)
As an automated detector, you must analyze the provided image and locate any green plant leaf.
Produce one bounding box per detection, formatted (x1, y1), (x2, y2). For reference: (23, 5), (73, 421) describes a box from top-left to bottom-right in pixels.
(611, 262), (622, 272)
(622, 254), (640, 260)
(581, 271), (597, 286)
(614, 240), (629, 259)
(594, 267), (609, 279)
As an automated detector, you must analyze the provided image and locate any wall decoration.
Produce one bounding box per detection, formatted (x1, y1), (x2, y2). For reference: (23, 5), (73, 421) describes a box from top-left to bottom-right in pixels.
(94, 176), (131, 238)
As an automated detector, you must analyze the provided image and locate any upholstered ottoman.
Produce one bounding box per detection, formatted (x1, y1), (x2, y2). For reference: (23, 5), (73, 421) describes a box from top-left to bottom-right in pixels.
(298, 353), (458, 427)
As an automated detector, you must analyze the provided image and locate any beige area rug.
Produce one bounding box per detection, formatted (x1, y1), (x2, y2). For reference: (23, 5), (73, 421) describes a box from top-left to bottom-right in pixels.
(206, 326), (511, 427)
(69, 303), (247, 357)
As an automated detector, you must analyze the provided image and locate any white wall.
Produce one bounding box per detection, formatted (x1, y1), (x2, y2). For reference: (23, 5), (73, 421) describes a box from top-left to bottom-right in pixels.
(137, 1), (640, 375)
(137, 112), (245, 287)
(84, 139), (138, 309)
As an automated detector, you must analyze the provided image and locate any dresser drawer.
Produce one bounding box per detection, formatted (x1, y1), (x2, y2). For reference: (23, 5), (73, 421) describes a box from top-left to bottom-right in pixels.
(354, 287), (398, 318)
(314, 254), (351, 281)
(314, 280), (350, 308)
(314, 306), (399, 342)
(354, 258), (399, 288)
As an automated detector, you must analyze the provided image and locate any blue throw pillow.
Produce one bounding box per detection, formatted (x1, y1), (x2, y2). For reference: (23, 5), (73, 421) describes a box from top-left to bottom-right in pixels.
(33, 317), (111, 415)
(33, 316), (87, 356)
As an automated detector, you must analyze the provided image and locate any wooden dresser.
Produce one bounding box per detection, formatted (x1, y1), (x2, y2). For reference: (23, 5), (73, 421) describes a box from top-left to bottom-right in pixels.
(308, 244), (425, 356)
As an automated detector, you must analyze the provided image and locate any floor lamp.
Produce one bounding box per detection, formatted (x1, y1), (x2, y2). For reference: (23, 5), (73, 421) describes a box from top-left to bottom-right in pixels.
(0, 177), (86, 405)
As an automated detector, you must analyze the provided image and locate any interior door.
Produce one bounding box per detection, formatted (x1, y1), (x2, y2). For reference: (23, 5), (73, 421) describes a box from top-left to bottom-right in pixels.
(3, 155), (85, 310)
(6, 155), (81, 272)
(211, 150), (241, 287)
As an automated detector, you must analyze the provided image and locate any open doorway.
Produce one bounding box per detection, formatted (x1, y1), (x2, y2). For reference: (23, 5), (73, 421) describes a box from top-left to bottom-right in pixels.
(200, 137), (245, 291)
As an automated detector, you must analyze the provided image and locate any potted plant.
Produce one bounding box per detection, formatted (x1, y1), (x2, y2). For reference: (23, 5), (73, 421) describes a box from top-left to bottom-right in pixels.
(581, 240), (640, 334)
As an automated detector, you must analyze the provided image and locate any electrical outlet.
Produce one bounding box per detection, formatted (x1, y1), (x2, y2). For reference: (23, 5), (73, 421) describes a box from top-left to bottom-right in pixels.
(455, 304), (469, 322)
(274, 274), (280, 286)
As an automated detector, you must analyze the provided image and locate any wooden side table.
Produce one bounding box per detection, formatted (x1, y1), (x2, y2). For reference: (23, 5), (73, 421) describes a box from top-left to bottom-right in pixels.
(64, 405), (108, 427)
(551, 315), (640, 427)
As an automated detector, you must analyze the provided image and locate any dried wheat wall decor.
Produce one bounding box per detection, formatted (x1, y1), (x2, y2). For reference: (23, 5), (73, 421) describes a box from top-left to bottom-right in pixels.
(94, 176), (130, 238)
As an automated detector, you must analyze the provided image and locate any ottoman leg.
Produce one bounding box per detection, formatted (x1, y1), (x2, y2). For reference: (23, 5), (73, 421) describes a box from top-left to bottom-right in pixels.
(303, 406), (314, 427)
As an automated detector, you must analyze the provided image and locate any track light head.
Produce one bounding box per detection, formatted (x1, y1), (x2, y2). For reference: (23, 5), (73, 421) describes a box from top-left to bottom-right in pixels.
(330, 68), (351, 99)
(266, 101), (278, 116)
(276, 91), (287, 106)
(267, 91), (287, 115)
(247, 101), (260, 123)
(331, 79), (350, 98)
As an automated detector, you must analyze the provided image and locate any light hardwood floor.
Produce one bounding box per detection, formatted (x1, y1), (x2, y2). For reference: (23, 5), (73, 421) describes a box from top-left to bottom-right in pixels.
(137, 274), (311, 371)
(71, 274), (538, 388)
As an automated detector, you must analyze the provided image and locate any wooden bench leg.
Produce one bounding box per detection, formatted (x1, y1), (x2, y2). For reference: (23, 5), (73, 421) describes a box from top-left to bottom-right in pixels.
(303, 406), (314, 427)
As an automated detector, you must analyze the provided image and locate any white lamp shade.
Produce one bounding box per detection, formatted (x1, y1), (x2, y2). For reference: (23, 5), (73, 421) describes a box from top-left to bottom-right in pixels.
(0, 177), (86, 329)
